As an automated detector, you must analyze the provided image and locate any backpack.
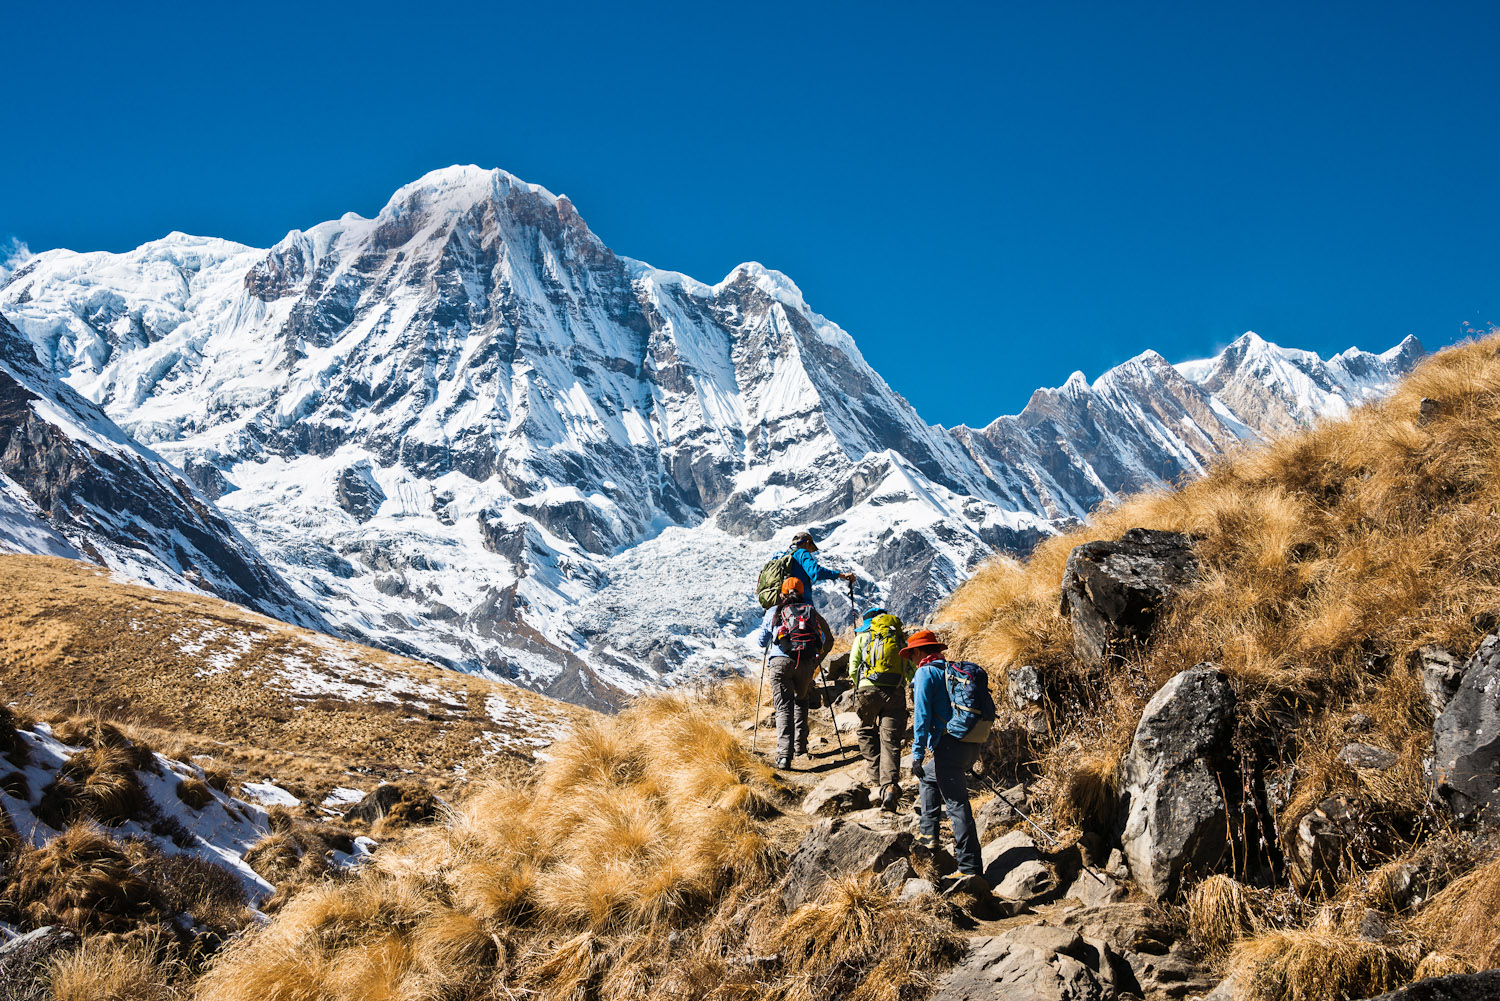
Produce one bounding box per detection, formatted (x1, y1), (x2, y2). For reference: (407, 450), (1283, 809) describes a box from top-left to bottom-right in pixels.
(860, 614), (908, 686)
(757, 552), (798, 609)
(943, 660), (997, 744)
(776, 601), (822, 658)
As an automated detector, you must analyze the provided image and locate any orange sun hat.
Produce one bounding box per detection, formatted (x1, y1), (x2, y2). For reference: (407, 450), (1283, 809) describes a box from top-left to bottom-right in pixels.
(898, 629), (947, 659)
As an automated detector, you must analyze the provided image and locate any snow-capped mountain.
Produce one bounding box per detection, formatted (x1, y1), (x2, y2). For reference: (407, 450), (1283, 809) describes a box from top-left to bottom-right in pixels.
(0, 166), (1423, 707)
(0, 313), (323, 628)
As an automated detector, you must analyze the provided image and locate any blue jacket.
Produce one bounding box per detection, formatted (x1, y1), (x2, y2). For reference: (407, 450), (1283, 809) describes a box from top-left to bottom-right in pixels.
(781, 547), (841, 600)
(757, 603), (834, 661)
(911, 660), (952, 764)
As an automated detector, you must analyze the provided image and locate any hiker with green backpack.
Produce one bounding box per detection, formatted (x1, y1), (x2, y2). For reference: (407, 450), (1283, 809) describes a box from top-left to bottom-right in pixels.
(756, 530), (856, 611)
(848, 606), (914, 812)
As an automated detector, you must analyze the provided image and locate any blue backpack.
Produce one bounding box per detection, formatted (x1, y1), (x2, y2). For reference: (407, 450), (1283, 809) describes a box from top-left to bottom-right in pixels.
(943, 660), (997, 744)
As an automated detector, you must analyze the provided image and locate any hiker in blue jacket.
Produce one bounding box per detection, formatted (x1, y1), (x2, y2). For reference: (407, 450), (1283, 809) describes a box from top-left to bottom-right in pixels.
(779, 530), (856, 605)
(906, 629), (984, 880)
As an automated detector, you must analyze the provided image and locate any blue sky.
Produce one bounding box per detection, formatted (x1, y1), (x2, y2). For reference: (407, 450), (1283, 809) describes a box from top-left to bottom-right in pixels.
(3, 1), (1496, 427)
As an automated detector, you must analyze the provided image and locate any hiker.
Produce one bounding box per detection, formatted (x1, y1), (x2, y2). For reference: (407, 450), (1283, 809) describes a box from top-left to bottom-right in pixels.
(848, 606), (912, 811)
(757, 530), (856, 610)
(757, 577), (834, 770)
(907, 630), (996, 880)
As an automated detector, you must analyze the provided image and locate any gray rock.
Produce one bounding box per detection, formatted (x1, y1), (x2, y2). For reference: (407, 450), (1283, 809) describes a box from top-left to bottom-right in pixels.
(899, 877), (937, 902)
(1007, 665), (1047, 710)
(1117, 664), (1236, 899)
(930, 924), (1117, 1001)
(1064, 869), (1128, 907)
(780, 818), (914, 911)
(1291, 794), (1383, 894)
(944, 872), (1009, 921)
(1058, 903), (1209, 998)
(1432, 634), (1500, 822)
(1360, 970), (1500, 1001)
(335, 461), (385, 522)
(1059, 528), (1200, 665)
(983, 829), (1043, 885)
(975, 785), (1029, 841)
(802, 772), (872, 816)
(880, 857), (916, 891)
(997, 859), (1057, 903)
(833, 711), (861, 733)
(1339, 742), (1398, 771)
(1419, 646), (1464, 716)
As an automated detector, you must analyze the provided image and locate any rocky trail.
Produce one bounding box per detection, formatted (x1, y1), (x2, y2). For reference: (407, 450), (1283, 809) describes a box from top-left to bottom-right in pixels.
(733, 673), (1218, 1001)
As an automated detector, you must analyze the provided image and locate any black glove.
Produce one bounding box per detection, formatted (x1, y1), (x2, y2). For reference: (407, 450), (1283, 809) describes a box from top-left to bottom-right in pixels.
(911, 758), (924, 782)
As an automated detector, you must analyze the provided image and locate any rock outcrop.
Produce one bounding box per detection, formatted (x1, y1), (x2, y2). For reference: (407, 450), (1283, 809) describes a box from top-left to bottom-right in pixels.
(1060, 529), (1200, 665)
(1432, 634), (1500, 823)
(1116, 664), (1236, 899)
(779, 818), (914, 911)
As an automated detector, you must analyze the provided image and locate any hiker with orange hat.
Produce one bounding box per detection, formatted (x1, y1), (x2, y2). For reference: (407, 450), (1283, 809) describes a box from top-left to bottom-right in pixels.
(907, 629), (994, 880)
(757, 576), (835, 769)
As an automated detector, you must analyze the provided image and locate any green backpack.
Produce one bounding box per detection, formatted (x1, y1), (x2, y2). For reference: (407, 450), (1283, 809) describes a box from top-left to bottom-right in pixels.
(860, 614), (908, 685)
(756, 552), (798, 609)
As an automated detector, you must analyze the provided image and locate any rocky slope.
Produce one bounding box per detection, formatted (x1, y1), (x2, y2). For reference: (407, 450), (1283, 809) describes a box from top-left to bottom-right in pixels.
(0, 166), (1424, 706)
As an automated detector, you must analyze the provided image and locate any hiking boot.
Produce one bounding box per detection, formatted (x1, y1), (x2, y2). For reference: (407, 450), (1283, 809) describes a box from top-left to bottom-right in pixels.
(880, 783), (901, 812)
(916, 833), (939, 851)
(794, 745), (808, 757)
(776, 756), (793, 770)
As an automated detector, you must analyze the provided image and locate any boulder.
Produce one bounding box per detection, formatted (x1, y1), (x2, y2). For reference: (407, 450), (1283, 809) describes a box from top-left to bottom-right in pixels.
(930, 924), (1122, 1001)
(780, 818), (914, 910)
(944, 872), (1010, 921)
(1289, 794), (1394, 894)
(975, 785), (1030, 841)
(997, 860), (1057, 903)
(1117, 664), (1236, 900)
(802, 772), (871, 816)
(880, 857), (917, 891)
(1059, 528), (1200, 665)
(344, 782), (438, 826)
(982, 829), (1044, 884)
(1058, 903), (1209, 999)
(1417, 646), (1463, 716)
(1433, 634), (1500, 823)
(1064, 869), (1128, 907)
(1361, 970), (1500, 1001)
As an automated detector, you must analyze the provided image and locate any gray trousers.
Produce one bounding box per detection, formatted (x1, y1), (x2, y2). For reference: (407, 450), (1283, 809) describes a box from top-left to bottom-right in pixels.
(853, 684), (907, 787)
(769, 656), (815, 758)
(918, 734), (983, 876)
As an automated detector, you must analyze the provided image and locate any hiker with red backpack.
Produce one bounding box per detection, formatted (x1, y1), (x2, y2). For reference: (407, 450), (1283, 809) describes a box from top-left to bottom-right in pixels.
(906, 630), (998, 881)
(848, 606), (913, 812)
(757, 577), (835, 770)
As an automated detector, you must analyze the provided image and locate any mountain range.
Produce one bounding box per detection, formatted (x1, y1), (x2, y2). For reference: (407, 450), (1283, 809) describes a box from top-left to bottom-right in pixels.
(0, 165), (1424, 707)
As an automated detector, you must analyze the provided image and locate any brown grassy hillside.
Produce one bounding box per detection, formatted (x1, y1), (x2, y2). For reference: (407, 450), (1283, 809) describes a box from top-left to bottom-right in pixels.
(937, 331), (1500, 990)
(0, 555), (587, 803)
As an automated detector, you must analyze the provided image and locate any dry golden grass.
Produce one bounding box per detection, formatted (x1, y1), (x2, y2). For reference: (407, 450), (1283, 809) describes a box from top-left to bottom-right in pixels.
(0, 555), (589, 802)
(47, 931), (183, 1001)
(1410, 854), (1500, 969)
(1226, 929), (1415, 1001)
(193, 691), (949, 1001)
(1188, 874), (1263, 955)
(2, 821), (169, 935)
(938, 332), (1500, 853)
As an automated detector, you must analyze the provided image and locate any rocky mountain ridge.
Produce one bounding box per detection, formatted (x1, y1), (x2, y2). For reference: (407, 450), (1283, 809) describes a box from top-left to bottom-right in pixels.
(0, 165), (1424, 706)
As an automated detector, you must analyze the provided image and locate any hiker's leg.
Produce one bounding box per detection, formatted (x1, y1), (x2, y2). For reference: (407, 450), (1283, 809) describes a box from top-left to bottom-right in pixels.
(769, 658), (796, 761)
(917, 755), (942, 841)
(854, 689), (881, 782)
(794, 694), (810, 754)
(877, 688), (907, 788)
(935, 736), (983, 876)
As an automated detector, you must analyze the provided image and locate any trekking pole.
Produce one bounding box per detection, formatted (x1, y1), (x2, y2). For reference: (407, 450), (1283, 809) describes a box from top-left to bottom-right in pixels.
(848, 576), (857, 634)
(751, 643), (769, 755)
(823, 684), (848, 759)
(979, 776), (1108, 886)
